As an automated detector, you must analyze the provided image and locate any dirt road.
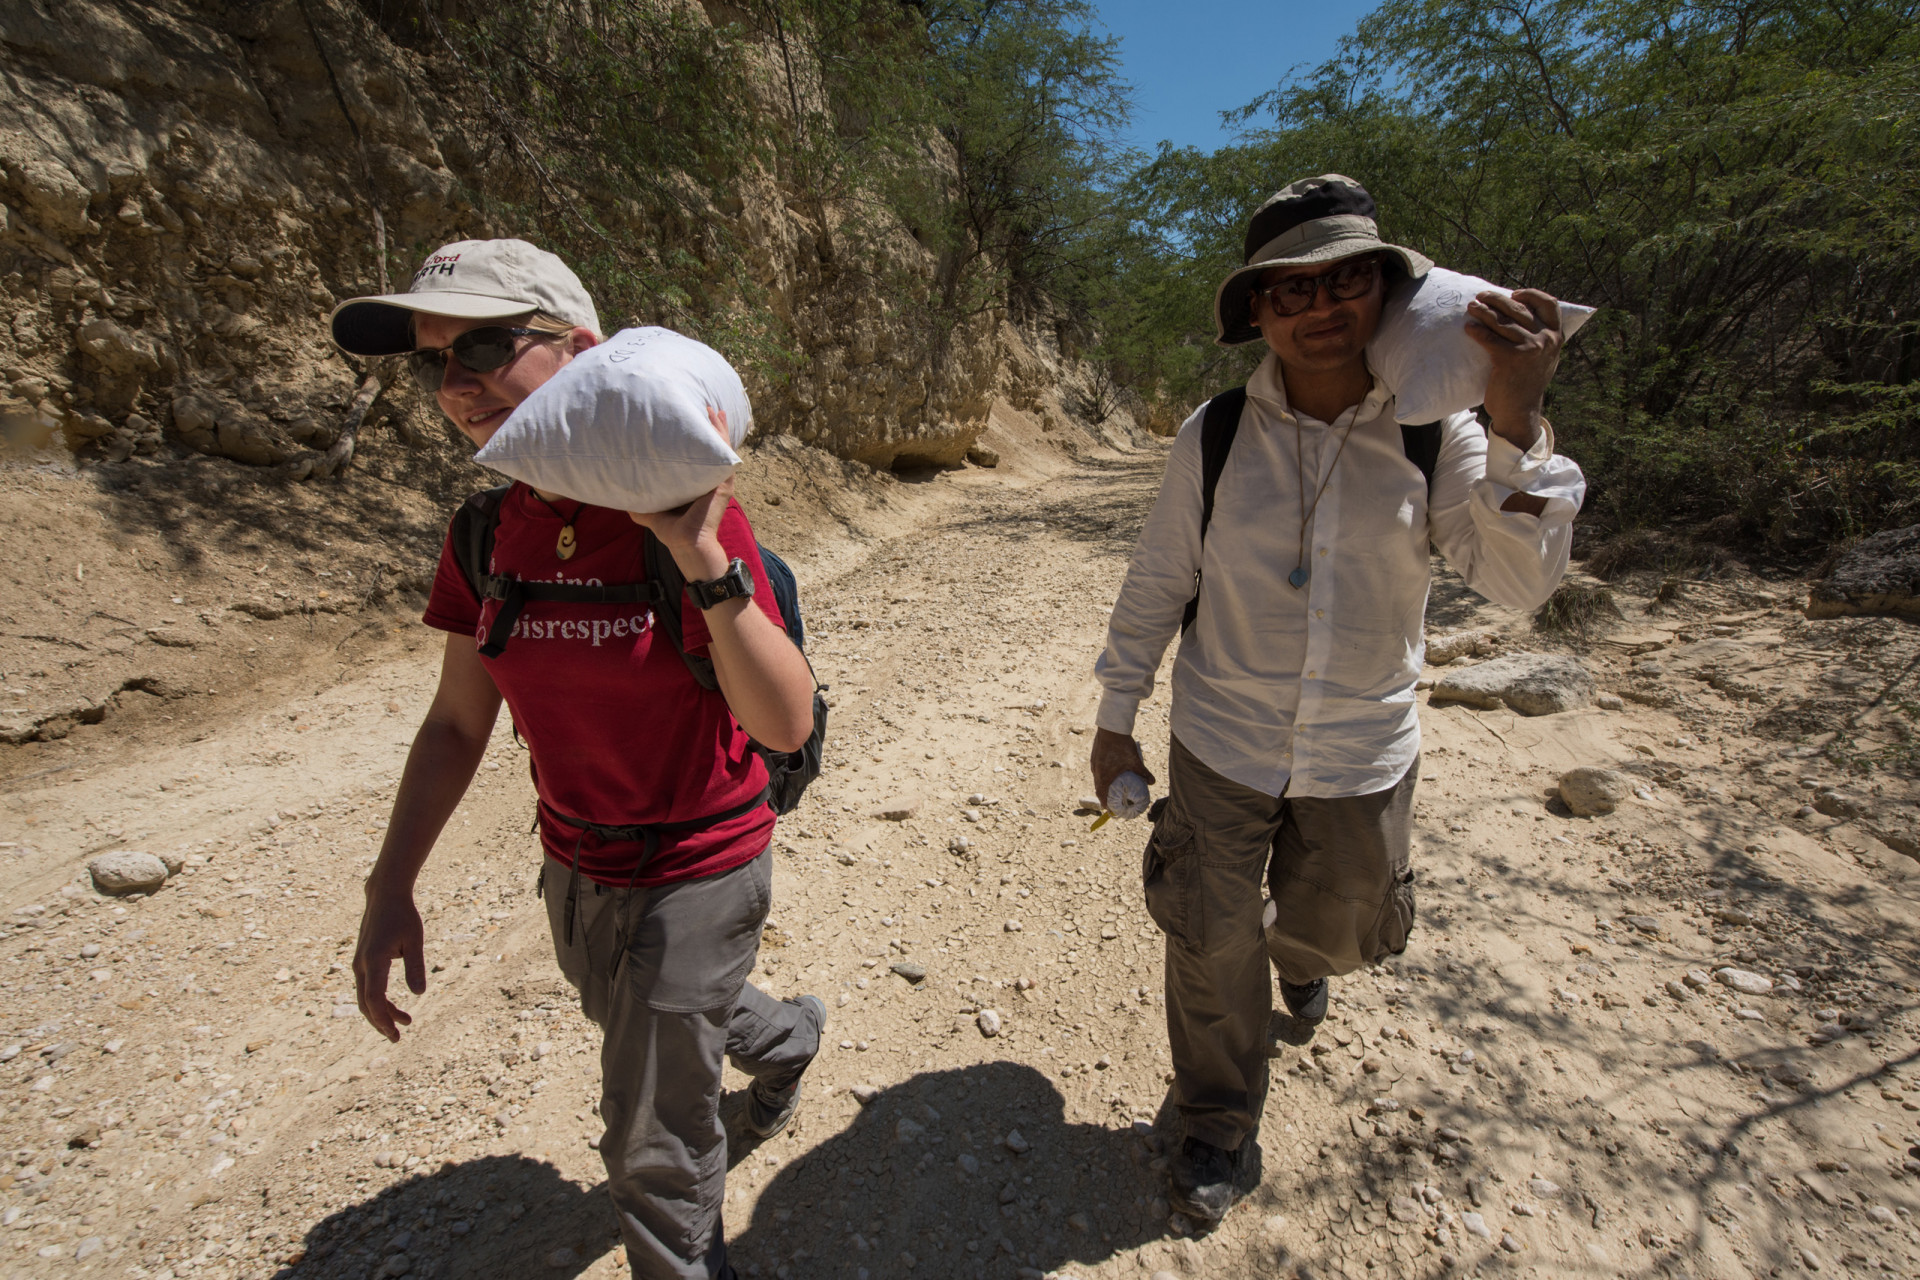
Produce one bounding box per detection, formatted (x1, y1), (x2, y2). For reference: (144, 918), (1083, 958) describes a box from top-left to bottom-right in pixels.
(6, 432), (1920, 1280)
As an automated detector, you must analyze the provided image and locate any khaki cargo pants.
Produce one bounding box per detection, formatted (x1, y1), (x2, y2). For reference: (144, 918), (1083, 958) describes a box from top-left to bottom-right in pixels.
(1144, 737), (1418, 1151)
(541, 848), (821, 1279)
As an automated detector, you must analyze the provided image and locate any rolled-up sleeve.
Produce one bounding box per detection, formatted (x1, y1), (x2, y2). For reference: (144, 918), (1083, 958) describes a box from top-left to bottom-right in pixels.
(1094, 407), (1207, 735)
(1427, 414), (1586, 612)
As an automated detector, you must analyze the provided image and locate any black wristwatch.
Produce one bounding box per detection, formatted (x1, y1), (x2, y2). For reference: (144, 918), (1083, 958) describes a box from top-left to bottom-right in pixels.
(687, 558), (755, 610)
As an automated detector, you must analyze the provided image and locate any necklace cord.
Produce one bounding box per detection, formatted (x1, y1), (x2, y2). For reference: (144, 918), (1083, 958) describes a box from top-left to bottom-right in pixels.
(1295, 415), (1359, 578)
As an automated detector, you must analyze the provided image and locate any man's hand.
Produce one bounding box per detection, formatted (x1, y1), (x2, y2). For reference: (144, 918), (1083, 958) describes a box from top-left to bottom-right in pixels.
(1090, 728), (1154, 813)
(1466, 287), (1563, 451)
(355, 881), (426, 1043)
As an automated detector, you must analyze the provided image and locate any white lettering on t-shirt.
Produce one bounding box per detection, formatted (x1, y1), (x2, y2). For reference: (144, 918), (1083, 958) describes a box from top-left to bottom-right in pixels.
(476, 609), (654, 649)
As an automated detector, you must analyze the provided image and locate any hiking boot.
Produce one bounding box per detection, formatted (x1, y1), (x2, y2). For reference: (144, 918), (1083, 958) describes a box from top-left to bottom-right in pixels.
(1280, 977), (1329, 1024)
(1168, 1136), (1239, 1224)
(746, 994), (826, 1138)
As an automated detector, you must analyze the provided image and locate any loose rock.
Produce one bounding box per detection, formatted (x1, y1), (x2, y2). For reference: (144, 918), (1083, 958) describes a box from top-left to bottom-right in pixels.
(1713, 967), (1773, 996)
(1557, 768), (1634, 817)
(87, 851), (169, 895)
(1430, 653), (1595, 716)
(1425, 629), (1493, 666)
(977, 1009), (1003, 1037)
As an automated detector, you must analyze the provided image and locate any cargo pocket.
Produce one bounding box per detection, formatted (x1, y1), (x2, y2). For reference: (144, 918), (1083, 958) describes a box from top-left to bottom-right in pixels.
(1368, 867), (1417, 962)
(1141, 800), (1202, 950)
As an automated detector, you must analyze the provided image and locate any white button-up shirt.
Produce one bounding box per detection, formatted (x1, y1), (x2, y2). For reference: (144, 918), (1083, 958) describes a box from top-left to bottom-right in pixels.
(1094, 352), (1586, 799)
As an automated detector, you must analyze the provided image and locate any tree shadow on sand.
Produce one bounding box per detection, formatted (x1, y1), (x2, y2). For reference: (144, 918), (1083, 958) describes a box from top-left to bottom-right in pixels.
(724, 1061), (1183, 1280)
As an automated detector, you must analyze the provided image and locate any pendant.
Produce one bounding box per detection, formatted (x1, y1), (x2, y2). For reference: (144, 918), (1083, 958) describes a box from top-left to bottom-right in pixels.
(556, 524), (577, 561)
(1288, 567), (1309, 589)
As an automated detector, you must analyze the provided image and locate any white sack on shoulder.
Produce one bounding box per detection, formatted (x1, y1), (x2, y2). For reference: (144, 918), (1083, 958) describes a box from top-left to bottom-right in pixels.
(474, 326), (753, 512)
(1367, 267), (1596, 425)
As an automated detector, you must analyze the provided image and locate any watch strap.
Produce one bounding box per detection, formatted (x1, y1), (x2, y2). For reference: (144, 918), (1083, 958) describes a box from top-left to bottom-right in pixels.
(687, 558), (753, 610)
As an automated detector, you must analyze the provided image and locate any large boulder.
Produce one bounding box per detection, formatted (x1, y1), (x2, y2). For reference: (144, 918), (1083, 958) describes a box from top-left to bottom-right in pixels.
(88, 851), (170, 895)
(1806, 525), (1920, 623)
(1429, 653), (1595, 716)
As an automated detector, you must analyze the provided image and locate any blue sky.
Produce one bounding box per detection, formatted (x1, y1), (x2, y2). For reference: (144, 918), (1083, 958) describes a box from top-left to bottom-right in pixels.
(1092, 0), (1381, 156)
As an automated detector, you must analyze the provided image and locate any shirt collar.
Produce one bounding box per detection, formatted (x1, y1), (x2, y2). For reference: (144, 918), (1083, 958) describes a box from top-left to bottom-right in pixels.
(1245, 350), (1393, 427)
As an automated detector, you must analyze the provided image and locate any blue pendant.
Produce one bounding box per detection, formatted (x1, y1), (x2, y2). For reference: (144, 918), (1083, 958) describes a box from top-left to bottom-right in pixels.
(1288, 567), (1309, 589)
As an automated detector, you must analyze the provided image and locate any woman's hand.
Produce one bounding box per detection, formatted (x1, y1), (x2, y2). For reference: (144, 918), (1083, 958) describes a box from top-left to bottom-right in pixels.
(629, 406), (735, 582)
(355, 881), (425, 1042)
(629, 477), (734, 583)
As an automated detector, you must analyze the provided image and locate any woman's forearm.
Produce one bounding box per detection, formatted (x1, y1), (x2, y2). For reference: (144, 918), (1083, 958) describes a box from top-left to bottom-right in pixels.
(368, 716), (495, 893)
(700, 597), (816, 753)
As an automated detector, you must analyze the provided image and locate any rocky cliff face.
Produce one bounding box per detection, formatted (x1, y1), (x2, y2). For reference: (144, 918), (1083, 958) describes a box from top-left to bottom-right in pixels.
(0, 0), (1023, 476)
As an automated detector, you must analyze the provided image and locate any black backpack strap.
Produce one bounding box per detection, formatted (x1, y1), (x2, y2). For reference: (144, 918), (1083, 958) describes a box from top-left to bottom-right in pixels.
(1400, 420), (1443, 494)
(1180, 386), (1248, 634)
(641, 530), (720, 691)
(450, 484), (512, 608)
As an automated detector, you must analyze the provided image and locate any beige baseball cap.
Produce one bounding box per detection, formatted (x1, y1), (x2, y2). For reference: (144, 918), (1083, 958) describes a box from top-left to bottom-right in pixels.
(329, 238), (602, 356)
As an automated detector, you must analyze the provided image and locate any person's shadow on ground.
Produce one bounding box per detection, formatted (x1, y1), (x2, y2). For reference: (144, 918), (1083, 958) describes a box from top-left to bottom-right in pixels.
(283, 1152), (617, 1279)
(723, 1060), (1182, 1280)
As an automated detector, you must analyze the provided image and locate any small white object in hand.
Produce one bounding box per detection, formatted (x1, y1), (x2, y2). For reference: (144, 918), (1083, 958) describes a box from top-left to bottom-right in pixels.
(1107, 772), (1152, 820)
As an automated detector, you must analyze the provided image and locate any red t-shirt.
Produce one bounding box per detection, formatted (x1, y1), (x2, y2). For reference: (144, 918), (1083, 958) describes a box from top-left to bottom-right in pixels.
(423, 484), (783, 887)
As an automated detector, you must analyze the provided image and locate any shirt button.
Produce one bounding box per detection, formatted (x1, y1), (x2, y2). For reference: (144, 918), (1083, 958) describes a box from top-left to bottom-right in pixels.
(1307, 670), (1317, 679)
(1318, 547), (1328, 557)
(1315, 609), (1325, 618)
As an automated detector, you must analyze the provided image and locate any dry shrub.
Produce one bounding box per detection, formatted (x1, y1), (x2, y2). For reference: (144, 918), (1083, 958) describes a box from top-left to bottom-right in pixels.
(1584, 530), (1738, 582)
(1534, 583), (1624, 637)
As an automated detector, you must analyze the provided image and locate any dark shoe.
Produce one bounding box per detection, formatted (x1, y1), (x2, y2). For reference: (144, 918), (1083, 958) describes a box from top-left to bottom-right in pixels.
(1281, 977), (1329, 1024)
(746, 994), (826, 1138)
(1168, 1136), (1240, 1224)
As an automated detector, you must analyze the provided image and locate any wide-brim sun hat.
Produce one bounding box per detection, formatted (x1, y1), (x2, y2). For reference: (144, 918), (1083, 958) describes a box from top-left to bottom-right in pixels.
(329, 238), (603, 357)
(1213, 174), (1433, 347)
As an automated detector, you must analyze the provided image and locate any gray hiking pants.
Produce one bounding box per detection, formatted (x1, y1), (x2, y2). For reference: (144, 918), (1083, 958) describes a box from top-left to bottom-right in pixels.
(542, 849), (821, 1279)
(1144, 737), (1418, 1151)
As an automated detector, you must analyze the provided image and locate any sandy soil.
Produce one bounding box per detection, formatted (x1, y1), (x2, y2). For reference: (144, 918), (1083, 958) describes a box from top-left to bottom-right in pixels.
(5, 406), (1920, 1280)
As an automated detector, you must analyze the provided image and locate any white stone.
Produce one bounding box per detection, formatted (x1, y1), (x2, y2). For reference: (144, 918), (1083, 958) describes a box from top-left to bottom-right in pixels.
(1431, 653), (1595, 715)
(977, 1009), (1002, 1038)
(1557, 768), (1635, 817)
(1713, 967), (1774, 996)
(1461, 1211), (1491, 1238)
(87, 851), (169, 895)
(1003, 1128), (1031, 1155)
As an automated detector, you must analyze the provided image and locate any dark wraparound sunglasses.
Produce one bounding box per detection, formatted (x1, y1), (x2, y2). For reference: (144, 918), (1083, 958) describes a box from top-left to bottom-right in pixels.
(408, 326), (562, 392)
(1251, 257), (1382, 318)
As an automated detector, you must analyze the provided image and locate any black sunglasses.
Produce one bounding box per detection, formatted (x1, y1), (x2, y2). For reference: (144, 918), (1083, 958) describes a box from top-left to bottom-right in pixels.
(1251, 257), (1382, 318)
(408, 326), (561, 392)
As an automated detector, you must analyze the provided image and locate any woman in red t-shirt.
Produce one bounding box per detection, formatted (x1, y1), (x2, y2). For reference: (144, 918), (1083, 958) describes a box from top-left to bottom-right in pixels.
(332, 239), (823, 1280)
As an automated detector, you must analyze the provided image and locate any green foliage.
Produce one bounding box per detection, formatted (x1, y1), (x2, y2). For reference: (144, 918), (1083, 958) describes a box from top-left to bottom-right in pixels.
(356, 0), (1135, 371)
(1095, 0), (1920, 548)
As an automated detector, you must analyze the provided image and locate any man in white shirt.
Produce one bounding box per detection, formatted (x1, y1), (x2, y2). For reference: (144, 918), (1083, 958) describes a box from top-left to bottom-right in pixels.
(1090, 174), (1586, 1225)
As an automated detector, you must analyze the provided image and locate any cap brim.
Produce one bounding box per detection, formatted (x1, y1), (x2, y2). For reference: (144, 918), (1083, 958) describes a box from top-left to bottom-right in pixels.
(1213, 242), (1433, 347)
(329, 292), (542, 356)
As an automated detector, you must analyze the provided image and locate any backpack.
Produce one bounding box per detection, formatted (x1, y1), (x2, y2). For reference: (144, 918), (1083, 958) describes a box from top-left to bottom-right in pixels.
(447, 484), (827, 817)
(1180, 387), (1443, 633)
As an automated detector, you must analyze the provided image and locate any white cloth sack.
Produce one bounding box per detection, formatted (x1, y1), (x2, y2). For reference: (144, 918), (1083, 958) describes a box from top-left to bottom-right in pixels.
(474, 326), (752, 512)
(1368, 267), (1596, 425)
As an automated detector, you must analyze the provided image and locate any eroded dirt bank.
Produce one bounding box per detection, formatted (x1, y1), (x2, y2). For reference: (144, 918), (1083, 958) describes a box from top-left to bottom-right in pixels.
(4, 423), (1920, 1280)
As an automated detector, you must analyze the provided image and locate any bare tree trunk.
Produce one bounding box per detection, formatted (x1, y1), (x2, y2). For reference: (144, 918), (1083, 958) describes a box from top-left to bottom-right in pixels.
(312, 374), (382, 479)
